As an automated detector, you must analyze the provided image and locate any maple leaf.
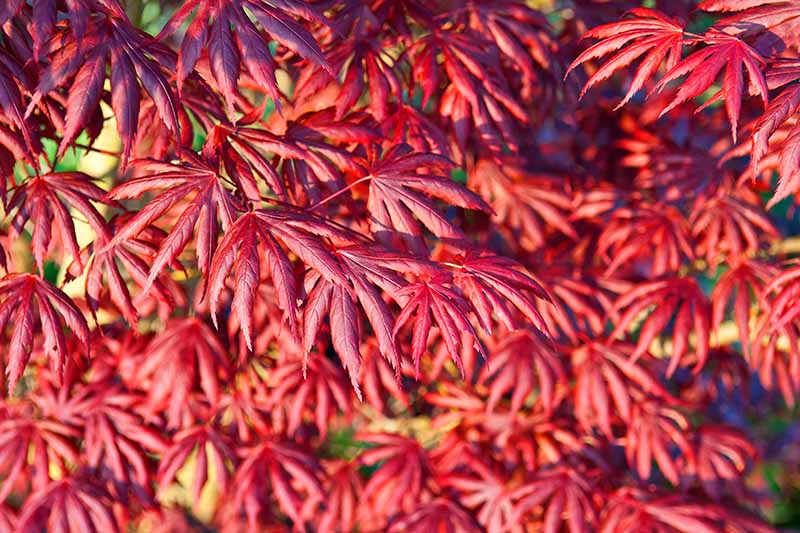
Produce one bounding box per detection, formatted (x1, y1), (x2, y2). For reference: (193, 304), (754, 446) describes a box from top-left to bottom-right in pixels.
(213, 121), (361, 204)
(689, 180), (778, 269)
(600, 489), (724, 533)
(617, 125), (719, 197)
(131, 318), (231, 429)
(511, 467), (598, 533)
(702, 1), (800, 52)
(357, 433), (432, 520)
(304, 32), (404, 123)
(108, 156), (240, 289)
(76, 217), (181, 327)
(207, 208), (353, 350)
(478, 330), (565, 414)
(382, 103), (450, 157)
(0, 49), (35, 157)
(567, 8), (685, 109)
(7, 171), (111, 275)
(214, 385), (273, 444)
(612, 277), (711, 377)
(156, 425), (235, 510)
(359, 340), (410, 414)
(388, 498), (481, 533)
(655, 31), (769, 142)
(625, 401), (693, 486)
(468, 158), (577, 251)
(597, 204), (693, 277)
(0, 401), (81, 502)
(393, 277), (487, 379)
(298, 246), (427, 393)
(28, 15), (180, 164)
(362, 144), (490, 253)
(159, 0), (332, 116)
(0, 274), (89, 391)
(531, 265), (614, 343)
(749, 63), (800, 207)
(33, 378), (168, 502)
(316, 460), (365, 533)
(688, 425), (756, 501)
(449, 252), (550, 335)
(410, 30), (530, 154)
(16, 473), (120, 533)
(266, 352), (352, 440)
(226, 439), (324, 527)
(439, 453), (544, 533)
(572, 340), (669, 438)
(711, 259), (776, 359)
(751, 263), (800, 405)
(465, 1), (558, 101)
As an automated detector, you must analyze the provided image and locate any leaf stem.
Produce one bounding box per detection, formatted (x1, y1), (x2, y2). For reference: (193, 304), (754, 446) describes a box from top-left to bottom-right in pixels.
(307, 175), (373, 210)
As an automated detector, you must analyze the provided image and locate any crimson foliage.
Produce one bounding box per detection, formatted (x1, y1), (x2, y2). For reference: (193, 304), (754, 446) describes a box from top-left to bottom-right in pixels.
(0, 0), (797, 531)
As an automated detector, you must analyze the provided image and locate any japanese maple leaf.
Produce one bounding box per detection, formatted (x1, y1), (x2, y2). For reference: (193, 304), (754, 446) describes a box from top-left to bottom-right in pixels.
(465, 1), (557, 100)
(597, 204), (694, 277)
(393, 276), (487, 378)
(76, 218), (182, 326)
(703, 1), (800, 51)
(34, 379), (168, 504)
(567, 8), (685, 108)
(107, 155), (240, 288)
(572, 341), (669, 438)
(207, 208), (353, 350)
(156, 425), (235, 510)
(711, 259), (776, 359)
(301, 270), (404, 397)
(411, 31), (530, 154)
(159, 0), (332, 116)
(0, 402), (81, 502)
(0, 0), (99, 56)
(316, 460), (365, 533)
(382, 103), (450, 157)
(293, 32), (403, 123)
(600, 489), (726, 533)
(132, 318), (231, 429)
(388, 499), (481, 533)
(752, 311), (800, 406)
(478, 330), (565, 414)
(0, 49), (35, 156)
(214, 121), (363, 204)
(510, 467), (598, 533)
(266, 352), (352, 439)
(226, 439), (324, 528)
(689, 181), (778, 269)
(297, 246), (429, 395)
(612, 277), (711, 377)
(625, 401), (694, 487)
(688, 425), (756, 501)
(531, 265), (613, 343)
(0, 274), (89, 391)
(7, 172), (111, 275)
(27, 13), (180, 164)
(751, 262), (800, 404)
(356, 433), (432, 520)
(359, 339), (410, 413)
(655, 31), (769, 142)
(16, 473), (120, 533)
(468, 158), (577, 251)
(439, 455), (519, 533)
(449, 252), (550, 335)
(750, 62), (800, 207)
(363, 144), (490, 253)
